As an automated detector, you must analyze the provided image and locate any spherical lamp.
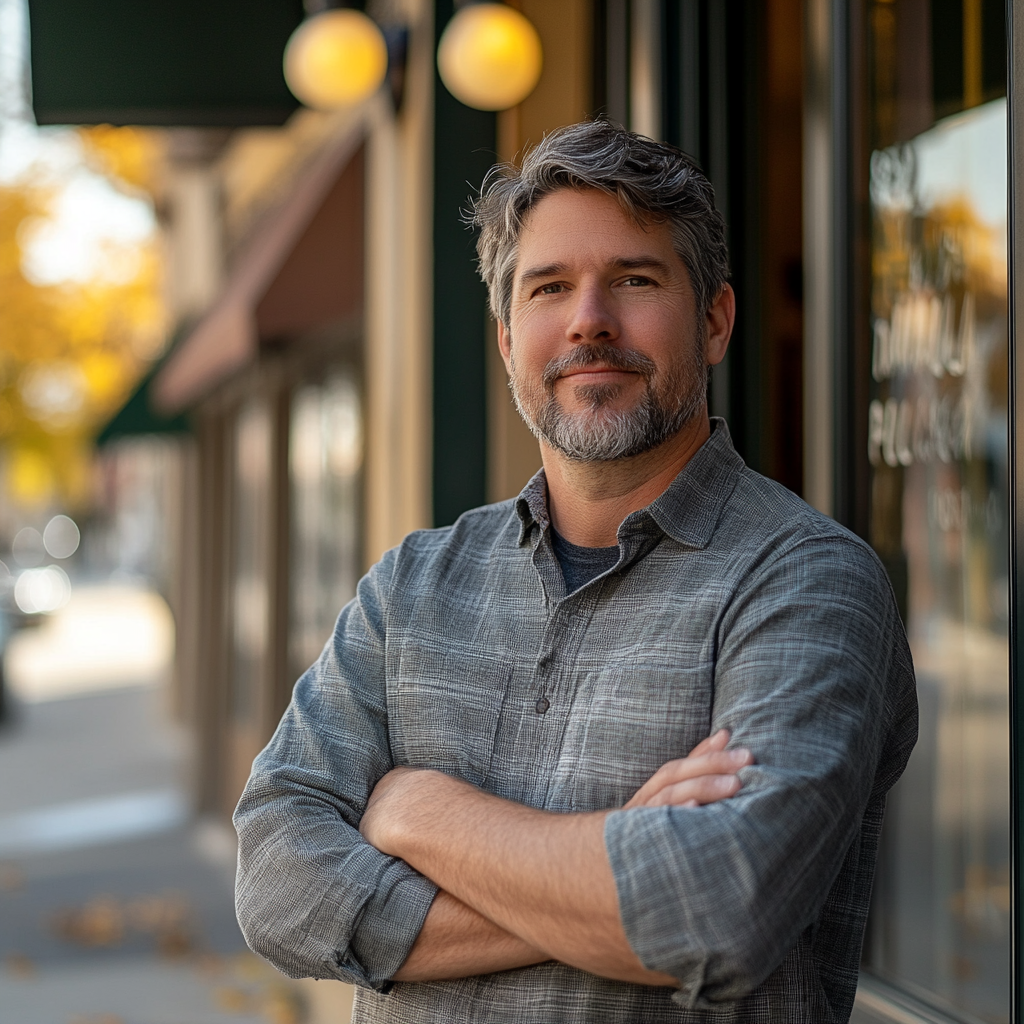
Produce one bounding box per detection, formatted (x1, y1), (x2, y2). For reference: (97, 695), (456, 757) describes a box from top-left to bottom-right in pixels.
(437, 3), (543, 111)
(284, 8), (389, 110)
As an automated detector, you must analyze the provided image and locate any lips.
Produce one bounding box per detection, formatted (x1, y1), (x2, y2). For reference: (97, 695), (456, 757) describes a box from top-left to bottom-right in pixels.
(559, 366), (637, 381)
(542, 346), (656, 389)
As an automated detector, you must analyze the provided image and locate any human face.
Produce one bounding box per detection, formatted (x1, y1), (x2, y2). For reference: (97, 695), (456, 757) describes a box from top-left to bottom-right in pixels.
(499, 188), (716, 463)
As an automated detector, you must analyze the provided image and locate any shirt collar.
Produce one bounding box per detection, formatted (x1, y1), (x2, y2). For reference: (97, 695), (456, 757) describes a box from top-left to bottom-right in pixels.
(513, 418), (743, 549)
(639, 417), (743, 547)
(515, 469), (550, 545)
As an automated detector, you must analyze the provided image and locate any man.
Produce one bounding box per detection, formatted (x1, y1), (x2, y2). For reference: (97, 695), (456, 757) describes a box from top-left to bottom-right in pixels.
(234, 120), (917, 1023)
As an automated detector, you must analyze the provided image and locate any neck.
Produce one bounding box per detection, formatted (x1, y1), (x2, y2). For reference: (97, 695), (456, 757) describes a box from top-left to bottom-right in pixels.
(542, 411), (712, 547)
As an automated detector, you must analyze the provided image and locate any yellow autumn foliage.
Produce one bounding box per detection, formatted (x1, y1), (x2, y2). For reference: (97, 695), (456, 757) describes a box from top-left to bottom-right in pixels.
(79, 125), (161, 199)
(0, 127), (166, 510)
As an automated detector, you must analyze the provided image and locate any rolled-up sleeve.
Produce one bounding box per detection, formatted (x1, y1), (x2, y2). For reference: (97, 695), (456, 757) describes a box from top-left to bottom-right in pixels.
(604, 535), (917, 1009)
(233, 548), (438, 990)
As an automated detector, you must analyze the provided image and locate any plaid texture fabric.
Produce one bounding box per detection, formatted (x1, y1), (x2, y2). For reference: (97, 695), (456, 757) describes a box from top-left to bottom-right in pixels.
(234, 419), (918, 1024)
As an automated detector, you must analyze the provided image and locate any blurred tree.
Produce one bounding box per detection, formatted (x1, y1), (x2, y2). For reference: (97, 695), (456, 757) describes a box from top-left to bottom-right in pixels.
(0, 126), (165, 512)
(79, 124), (160, 196)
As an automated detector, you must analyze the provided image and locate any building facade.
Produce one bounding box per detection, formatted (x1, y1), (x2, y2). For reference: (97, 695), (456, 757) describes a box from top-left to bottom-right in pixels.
(70, 1), (1023, 1021)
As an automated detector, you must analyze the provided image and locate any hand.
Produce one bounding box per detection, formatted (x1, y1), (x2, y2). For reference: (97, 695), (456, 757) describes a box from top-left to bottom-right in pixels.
(624, 729), (753, 809)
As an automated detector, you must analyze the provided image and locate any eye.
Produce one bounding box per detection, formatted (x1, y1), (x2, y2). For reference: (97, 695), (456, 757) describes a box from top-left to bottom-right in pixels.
(537, 282), (565, 295)
(622, 276), (653, 287)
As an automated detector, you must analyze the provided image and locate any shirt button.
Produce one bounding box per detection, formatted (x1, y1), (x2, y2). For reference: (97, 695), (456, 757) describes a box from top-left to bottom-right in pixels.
(534, 696), (550, 715)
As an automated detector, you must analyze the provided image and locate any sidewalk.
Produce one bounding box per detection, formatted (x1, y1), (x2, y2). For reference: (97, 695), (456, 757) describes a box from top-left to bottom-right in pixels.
(0, 585), (354, 1024)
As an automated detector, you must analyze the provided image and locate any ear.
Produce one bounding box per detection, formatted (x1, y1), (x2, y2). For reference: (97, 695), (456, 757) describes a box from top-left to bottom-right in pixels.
(706, 283), (736, 366)
(497, 320), (514, 375)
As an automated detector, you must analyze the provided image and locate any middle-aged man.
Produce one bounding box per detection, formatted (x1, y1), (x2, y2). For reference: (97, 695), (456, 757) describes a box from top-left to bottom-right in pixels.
(234, 120), (918, 1024)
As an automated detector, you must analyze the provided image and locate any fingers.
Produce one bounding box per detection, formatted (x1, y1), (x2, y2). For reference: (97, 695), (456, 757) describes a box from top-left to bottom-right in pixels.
(624, 743), (754, 810)
(642, 773), (742, 808)
(686, 728), (730, 758)
(642, 747), (753, 795)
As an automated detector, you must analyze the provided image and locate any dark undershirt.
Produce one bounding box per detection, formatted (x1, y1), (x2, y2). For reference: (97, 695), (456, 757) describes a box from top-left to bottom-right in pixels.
(550, 528), (620, 594)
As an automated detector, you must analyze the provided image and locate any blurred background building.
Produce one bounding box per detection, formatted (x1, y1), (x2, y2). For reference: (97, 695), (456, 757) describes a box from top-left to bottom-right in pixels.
(0, 2), (1018, 1023)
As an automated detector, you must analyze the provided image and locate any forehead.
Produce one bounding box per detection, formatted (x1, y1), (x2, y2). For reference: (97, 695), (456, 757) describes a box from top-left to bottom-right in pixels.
(515, 187), (676, 268)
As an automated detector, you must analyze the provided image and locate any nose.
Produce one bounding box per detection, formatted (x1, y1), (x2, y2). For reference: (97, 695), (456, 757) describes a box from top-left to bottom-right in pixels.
(565, 280), (620, 346)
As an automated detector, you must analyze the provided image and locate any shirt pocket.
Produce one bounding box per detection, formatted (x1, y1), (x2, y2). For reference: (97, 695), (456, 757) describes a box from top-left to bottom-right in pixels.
(387, 641), (511, 788)
(565, 660), (713, 811)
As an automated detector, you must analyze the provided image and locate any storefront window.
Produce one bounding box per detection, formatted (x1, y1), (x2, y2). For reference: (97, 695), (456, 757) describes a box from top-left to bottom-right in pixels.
(861, 3), (1009, 1020)
(289, 372), (362, 680)
(231, 398), (272, 725)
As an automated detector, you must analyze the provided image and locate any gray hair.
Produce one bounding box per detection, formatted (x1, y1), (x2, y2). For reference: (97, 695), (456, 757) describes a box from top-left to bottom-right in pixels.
(468, 119), (730, 328)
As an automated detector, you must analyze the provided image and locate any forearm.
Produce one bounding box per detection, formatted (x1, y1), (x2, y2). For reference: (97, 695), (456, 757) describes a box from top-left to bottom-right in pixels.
(372, 773), (676, 986)
(394, 890), (549, 981)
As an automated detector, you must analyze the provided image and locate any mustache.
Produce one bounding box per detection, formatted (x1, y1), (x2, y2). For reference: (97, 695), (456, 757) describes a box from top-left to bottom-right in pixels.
(541, 345), (658, 390)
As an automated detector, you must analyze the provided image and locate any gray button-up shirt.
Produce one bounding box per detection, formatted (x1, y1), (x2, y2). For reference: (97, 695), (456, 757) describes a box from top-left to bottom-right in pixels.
(234, 420), (917, 1024)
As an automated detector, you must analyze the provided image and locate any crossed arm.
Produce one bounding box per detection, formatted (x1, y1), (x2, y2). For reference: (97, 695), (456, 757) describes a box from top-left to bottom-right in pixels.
(357, 729), (753, 985)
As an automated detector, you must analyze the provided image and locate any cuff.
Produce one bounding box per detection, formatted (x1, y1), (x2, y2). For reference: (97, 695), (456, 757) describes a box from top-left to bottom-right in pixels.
(334, 853), (439, 989)
(604, 806), (738, 1010)
(604, 806), (676, 969)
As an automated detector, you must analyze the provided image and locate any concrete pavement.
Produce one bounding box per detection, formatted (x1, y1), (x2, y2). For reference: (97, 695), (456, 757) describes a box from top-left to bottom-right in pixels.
(0, 586), (353, 1024)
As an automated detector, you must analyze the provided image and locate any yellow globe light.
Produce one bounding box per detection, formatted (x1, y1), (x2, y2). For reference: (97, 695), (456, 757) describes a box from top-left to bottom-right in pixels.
(437, 4), (543, 111)
(283, 9), (388, 110)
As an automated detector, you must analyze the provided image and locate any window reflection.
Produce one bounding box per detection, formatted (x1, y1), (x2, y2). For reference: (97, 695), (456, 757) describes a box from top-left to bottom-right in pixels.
(865, 98), (1009, 1023)
(231, 399), (272, 726)
(289, 373), (362, 680)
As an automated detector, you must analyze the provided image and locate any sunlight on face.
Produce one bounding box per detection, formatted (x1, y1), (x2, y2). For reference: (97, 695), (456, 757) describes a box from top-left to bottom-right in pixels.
(504, 188), (707, 462)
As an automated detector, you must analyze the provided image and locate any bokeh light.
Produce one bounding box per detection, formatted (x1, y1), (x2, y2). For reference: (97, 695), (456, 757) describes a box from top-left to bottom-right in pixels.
(14, 564), (72, 614)
(19, 361), (88, 429)
(19, 171), (156, 287)
(12, 525), (44, 567)
(43, 514), (81, 559)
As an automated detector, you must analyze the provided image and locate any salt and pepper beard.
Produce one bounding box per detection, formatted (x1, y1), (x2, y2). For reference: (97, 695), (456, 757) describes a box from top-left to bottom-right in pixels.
(508, 326), (710, 463)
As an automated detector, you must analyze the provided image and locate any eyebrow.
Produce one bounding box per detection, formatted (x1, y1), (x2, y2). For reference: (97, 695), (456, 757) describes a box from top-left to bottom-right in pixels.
(517, 262), (569, 287)
(517, 256), (674, 288)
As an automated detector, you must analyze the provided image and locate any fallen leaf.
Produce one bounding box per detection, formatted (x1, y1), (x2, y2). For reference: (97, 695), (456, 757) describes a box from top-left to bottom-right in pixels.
(52, 896), (125, 947)
(0, 861), (25, 891)
(214, 985), (251, 1013)
(195, 952), (226, 976)
(156, 923), (194, 959)
(261, 987), (305, 1024)
(5, 952), (35, 977)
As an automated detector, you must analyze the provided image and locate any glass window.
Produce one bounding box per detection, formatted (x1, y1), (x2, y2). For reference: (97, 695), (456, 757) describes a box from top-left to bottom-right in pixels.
(289, 372), (362, 680)
(861, 3), (1009, 1020)
(230, 398), (272, 726)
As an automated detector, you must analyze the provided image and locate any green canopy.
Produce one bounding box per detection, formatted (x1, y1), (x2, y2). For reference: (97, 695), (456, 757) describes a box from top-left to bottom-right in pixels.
(28, 0), (304, 126)
(95, 345), (191, 446)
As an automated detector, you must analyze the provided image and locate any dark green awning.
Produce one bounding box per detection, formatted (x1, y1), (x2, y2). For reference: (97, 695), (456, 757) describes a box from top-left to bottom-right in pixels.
(95, 349), (191, 446)
(28, 0), (304, 126)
